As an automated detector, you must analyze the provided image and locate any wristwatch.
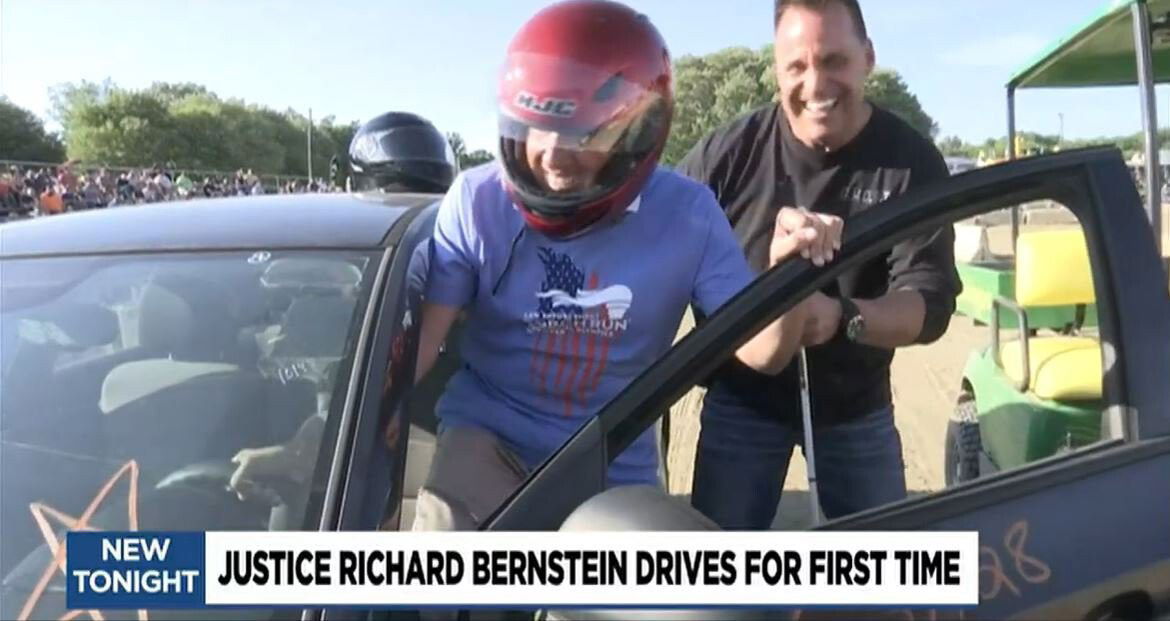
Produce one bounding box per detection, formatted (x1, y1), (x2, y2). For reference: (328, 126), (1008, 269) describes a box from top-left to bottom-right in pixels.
(838, 296), (866, 343)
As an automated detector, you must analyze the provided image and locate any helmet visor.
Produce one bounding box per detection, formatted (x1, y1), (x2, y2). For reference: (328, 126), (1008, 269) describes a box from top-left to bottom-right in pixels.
(349, 126), (457, 166)
(498, 52), (666, 213)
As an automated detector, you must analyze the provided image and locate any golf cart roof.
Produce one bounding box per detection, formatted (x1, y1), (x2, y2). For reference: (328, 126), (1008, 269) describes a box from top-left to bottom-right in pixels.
(1008, 0), (1170, 89)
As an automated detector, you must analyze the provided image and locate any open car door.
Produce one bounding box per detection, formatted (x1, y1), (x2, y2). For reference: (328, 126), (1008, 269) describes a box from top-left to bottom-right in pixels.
(479, 147), (1170, 620)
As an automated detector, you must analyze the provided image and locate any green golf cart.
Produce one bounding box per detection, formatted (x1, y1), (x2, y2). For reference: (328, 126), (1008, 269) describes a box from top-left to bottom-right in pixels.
(947, 0), (1170, 484)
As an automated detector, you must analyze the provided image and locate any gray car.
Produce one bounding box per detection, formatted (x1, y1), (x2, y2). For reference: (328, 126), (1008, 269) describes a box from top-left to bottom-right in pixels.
(2, 148), (1168, 621)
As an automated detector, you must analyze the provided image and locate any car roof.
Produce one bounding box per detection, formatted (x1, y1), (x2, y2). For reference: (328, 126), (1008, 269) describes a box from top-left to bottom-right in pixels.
(0, 191), (441, 258)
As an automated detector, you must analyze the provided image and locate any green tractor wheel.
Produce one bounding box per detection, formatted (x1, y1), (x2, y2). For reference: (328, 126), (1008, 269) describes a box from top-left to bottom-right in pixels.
(945, 392), (982, 486)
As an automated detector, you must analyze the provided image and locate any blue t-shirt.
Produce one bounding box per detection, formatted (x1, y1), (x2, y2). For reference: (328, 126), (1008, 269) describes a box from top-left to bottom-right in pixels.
(425, 162), (755, 487)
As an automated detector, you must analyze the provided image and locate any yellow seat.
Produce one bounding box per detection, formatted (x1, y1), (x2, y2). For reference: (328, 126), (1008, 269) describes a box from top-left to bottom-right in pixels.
(999, 336), (1102, 401)
(1014, 227), (1094, 307)
(998, 228), (1102, 401)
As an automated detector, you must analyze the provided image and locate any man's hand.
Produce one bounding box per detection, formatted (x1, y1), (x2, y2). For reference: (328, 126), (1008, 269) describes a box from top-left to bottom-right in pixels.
(229, 414), (326, 501)
(770, 207), (844, 267)
(230, 445), (298, 501)
(801, 292), (843, 346)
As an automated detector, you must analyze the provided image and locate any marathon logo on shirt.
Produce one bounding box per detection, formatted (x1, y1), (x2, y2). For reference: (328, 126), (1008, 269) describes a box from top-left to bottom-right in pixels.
(515, 92), (578, 118)
(526, 248), (630, 416)
(529, 287), (632, 331)
(523, 248), (631, 338)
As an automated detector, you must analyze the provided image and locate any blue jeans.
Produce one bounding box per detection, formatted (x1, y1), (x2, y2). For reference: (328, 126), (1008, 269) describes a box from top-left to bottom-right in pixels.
(691, 391), (907, 530)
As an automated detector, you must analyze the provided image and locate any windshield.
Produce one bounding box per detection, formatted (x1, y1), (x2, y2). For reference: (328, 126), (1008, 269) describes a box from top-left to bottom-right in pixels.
(0, 249), (378, 619)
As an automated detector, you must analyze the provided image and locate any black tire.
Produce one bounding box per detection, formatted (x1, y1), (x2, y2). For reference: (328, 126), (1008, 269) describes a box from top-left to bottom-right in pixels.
(945, 394), (982, 486)
(1081, 592), (1154, 621)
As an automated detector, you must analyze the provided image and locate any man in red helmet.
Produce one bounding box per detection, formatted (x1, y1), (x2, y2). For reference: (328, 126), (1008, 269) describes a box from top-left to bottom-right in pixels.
(409, 0), (830, 532)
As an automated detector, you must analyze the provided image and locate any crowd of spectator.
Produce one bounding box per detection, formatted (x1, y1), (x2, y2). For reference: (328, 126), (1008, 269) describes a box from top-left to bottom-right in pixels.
(0, 163), (334, 219)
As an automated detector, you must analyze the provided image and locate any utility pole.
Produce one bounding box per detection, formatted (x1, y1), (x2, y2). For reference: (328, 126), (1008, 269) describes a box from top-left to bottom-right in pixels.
(0, 0), (6, 98)
(307, 107), (314, 181)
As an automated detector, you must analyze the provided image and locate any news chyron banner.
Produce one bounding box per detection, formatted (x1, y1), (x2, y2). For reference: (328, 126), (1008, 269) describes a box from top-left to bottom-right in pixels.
(67, 531), (979, 610)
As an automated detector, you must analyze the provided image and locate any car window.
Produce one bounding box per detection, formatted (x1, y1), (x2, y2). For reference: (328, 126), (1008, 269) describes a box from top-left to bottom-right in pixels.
(480, 148), (1151, 535)
(0, 249), (378, 621)
(663, 197), (1113, 530)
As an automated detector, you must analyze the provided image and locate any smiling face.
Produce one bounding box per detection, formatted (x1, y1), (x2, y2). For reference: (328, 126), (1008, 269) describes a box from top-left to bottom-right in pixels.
(524, 127), (614, 194)
(774, 1), (874, 151)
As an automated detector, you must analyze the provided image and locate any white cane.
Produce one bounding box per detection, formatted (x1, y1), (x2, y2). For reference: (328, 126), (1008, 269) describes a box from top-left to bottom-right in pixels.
(797, 347), (824, 526)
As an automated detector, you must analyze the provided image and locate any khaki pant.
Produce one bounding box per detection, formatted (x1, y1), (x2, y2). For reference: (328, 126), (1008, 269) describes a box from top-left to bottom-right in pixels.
(411, 425), (529, 532)
(410, 426), (536, 621)
(411, 418), (669, 532)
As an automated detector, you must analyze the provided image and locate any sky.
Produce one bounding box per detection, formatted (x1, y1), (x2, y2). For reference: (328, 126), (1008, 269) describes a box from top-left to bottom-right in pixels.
(2, 0), (1167, 154)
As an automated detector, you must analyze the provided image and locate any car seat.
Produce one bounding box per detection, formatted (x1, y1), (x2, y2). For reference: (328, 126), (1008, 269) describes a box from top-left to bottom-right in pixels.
(98, 281), (310, 478)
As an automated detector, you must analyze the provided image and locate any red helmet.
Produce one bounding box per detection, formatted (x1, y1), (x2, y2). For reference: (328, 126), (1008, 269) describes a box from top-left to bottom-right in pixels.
(497, 0), (673, 237)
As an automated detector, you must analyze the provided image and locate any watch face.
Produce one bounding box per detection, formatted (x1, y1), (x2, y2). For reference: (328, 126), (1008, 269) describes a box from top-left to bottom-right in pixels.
(846, 315), (865, 341)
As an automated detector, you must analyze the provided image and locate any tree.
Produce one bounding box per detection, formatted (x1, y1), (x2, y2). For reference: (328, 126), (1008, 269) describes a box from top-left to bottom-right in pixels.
(312, 116), (360, 185)
(48, 80), (113, 148)
(49, 80), (366, 176)
(145, 82), (211, 105)
(447, 132), (467, 163)
(937, 136), (967, 157)
(0, 98), (66, 162)
(663, 46), (776, 165)
(321, 118), (359, 160)
(62, 89), (180, 167)
(662, 45), (939, 164)
(864, 69), (936, 139)
(937, 135), (983, 158)
(447, 132), (494, 169)
(461, 149), (495, 168)
(46, 79), (494, 176)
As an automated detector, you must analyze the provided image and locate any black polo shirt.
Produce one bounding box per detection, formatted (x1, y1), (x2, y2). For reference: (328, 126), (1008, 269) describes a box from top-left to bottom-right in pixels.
(676, 102), (961, 427)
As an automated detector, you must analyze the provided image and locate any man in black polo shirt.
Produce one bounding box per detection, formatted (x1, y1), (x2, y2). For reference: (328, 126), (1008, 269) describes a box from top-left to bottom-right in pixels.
(676, 0), (960, 529)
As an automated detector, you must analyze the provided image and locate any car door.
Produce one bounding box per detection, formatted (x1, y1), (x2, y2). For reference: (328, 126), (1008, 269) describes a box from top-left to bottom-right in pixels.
(479, 146), (1170, 620)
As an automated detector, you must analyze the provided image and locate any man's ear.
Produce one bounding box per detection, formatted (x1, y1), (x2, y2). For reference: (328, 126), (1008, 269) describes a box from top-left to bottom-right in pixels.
(864, 38), (876, 75)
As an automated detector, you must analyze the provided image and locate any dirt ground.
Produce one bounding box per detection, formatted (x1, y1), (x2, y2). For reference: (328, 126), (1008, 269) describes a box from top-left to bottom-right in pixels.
(662, 310), (985, 529)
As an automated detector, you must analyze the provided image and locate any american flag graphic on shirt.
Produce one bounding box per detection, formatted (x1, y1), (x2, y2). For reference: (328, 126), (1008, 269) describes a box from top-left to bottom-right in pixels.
(525, 247), (631, 418)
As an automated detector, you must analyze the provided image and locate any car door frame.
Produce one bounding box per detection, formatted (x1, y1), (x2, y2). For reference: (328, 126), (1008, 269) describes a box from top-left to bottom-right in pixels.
(320, 201), (440, 535)
(291, 202), (438, 621)
(479, 146), (1170, 617)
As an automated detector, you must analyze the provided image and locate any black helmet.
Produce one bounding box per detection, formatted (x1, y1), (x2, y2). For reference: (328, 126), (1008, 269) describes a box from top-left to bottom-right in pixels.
(348, 112), (459, 194)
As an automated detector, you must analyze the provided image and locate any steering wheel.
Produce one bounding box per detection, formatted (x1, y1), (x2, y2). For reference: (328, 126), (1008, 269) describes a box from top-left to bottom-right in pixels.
(155, 460), (300, 530)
